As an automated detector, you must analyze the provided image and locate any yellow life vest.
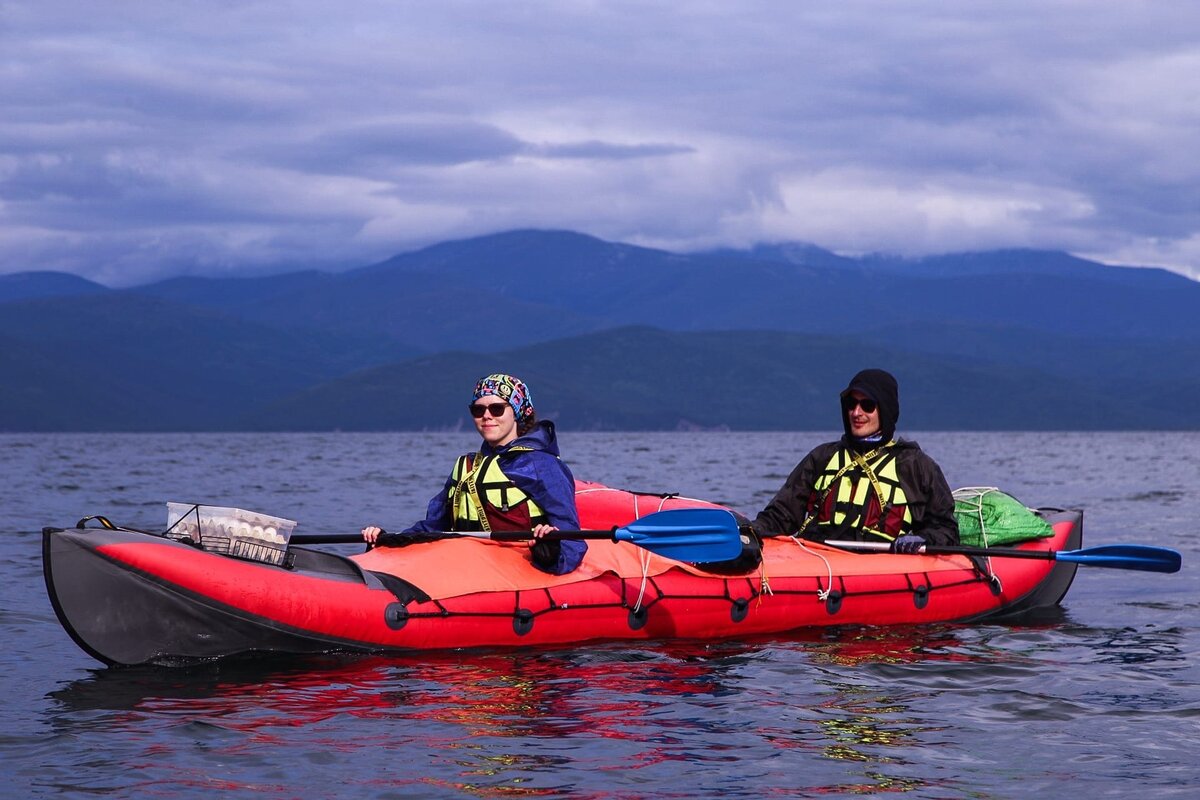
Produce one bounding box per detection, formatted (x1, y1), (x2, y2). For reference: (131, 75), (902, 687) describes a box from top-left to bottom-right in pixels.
(806, 442), (912, 541)
(448, 451), (548, 532)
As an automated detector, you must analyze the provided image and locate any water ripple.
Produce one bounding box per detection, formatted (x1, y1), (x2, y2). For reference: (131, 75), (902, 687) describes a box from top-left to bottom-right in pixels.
(3, 431), (1199, 797)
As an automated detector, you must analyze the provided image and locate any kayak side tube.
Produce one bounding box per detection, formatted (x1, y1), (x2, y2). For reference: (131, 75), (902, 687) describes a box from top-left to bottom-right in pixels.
(41, 526), (415, 667)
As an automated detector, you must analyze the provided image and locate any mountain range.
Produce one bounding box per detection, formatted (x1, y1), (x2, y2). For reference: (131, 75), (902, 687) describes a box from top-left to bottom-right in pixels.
(1, 229), (1196, 431)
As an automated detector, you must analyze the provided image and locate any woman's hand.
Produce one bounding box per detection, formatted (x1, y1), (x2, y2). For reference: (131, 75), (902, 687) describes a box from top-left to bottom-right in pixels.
(529, 524), (561, 570)
(531, 524), (557, 539)
(361, 525), (386, 544)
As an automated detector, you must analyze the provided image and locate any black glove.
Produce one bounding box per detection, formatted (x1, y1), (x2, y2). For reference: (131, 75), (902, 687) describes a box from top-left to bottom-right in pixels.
(739, 523), (767, 541)
(531, 538), (562, 569)
(699, 523), (764, 574)
(891, 534), (926, 554)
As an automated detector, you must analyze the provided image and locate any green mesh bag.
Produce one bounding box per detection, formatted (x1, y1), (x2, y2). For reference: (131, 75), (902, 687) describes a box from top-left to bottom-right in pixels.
(952, 487), (1054, 547)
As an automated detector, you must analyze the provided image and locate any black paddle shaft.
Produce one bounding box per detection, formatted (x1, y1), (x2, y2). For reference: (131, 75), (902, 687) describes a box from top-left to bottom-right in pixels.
(290, 529), (616, 546)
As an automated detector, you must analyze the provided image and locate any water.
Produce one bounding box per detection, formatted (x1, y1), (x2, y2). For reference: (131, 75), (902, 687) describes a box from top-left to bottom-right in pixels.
(3, 431), (1198, 797)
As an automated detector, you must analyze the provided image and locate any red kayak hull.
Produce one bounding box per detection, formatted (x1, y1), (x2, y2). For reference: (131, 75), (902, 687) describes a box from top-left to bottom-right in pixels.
(43, 482), (1081, 667)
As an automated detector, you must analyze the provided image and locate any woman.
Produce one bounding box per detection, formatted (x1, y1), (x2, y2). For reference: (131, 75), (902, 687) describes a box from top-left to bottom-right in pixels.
(362, 373), (586, 574)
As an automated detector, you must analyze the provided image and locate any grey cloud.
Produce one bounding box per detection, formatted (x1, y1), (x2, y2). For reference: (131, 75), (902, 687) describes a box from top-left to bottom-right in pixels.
(0, 155), (131, 203)
(251, 123), (692, 176)
(252, 121), (528, 174)
(534, 141), (694, 160)
(0, 151), (319, 231)
(0, 1), (1198, 281)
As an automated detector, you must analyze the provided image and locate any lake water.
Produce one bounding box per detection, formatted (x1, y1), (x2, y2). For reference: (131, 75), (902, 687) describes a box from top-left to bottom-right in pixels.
(3, 431), (1198, 798)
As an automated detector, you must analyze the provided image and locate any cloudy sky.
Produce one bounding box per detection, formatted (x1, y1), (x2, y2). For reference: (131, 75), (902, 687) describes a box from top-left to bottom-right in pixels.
(3, 1), (1198, 285)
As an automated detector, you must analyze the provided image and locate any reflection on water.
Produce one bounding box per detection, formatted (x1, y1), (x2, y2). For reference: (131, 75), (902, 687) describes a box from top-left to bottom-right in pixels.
(33, 599), (1197, 796)
(43, 629), (1025, 797)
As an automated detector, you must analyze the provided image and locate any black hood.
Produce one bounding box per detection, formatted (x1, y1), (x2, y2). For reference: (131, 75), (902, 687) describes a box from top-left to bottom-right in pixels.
(840, 368), (899, 444)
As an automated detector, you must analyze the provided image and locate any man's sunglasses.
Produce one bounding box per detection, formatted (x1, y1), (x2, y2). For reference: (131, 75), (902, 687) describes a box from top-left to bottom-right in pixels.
(842, 397), (878, 414)
(469, 402), (511, 419)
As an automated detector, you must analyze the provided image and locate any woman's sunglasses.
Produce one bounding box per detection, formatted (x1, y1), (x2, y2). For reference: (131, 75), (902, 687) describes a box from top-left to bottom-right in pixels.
(469, 402), (511, 419)
(842, 397), (878, 414)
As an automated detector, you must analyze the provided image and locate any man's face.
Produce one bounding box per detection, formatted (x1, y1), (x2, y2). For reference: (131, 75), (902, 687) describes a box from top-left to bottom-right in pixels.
(843, 391), (881, 438)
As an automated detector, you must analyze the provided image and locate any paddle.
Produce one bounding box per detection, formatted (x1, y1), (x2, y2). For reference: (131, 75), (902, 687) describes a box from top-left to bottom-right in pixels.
(824, 540), (1182, 574)
(289, 508), (744, 564)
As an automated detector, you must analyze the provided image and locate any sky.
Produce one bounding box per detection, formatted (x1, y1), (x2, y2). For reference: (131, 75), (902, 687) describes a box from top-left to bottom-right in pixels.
(2, 1), (1198, 286)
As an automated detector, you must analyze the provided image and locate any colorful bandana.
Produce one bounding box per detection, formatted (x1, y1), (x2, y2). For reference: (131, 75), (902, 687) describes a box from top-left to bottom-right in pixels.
(472, 373), (535, 429)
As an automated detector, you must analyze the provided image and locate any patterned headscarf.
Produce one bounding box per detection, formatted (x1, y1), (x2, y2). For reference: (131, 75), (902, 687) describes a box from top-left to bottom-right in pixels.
(473, 373), (535, 430)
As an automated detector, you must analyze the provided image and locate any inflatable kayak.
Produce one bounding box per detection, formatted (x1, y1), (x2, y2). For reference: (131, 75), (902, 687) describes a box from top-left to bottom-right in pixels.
(43, 480), (1083, 667)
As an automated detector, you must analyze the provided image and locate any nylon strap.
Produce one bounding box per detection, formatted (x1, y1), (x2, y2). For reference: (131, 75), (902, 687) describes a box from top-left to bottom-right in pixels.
(464, 453), (492, 533)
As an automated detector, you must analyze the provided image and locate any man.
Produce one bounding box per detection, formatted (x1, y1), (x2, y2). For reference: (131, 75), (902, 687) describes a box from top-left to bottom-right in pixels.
(748, 368), (958, 553)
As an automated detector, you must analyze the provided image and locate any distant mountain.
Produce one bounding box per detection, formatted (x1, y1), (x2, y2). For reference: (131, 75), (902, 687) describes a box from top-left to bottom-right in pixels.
(3, 228), (1196, 431)
(131, 234), (609, 353)
(700, 242), (859, 269)
(348, 231), (1200, 341)
(133, 270), (336, 313)
(856, 249), (1185, 285)
(27, 228), (1197, 350)
(0, 332), (153, 431)
(0, 293), (412, 430)
(0, 271), (108, 304)
(241, 326), (1174, 432)
(184, 230), (1200, 345)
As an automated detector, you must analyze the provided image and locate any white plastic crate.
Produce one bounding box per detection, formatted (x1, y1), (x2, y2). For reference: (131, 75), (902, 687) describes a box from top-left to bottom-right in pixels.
(166, 503), (297, 566)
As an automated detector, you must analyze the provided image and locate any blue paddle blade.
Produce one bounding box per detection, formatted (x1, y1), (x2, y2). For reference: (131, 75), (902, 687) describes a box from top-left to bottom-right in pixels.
(1056, 544), (1182, 574)
(614, 508), (744, 563)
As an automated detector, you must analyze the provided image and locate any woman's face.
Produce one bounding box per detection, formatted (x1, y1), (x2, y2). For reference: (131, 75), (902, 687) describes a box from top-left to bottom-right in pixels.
(471, 395), (518, 447)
